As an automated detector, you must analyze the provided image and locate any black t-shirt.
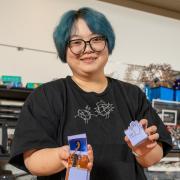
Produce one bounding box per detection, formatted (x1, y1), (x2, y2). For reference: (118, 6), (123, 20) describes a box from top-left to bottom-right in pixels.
(9, 76), (172, 180)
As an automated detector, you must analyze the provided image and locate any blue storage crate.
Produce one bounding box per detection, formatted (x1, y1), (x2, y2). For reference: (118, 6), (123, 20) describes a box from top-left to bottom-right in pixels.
(144, 85), (152, 101)
(150, 87), (160, 100)
(1, 75), (22, 87)
(151, 86), (174, 101)
(159, 86), (174, 101)
(151, 87), (159, 100)
(175, 89), (180, 101)
(2, 75), (21, 83)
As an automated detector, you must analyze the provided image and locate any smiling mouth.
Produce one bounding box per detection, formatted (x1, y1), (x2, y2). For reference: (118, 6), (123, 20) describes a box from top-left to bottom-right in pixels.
(81, 57), (97, 63)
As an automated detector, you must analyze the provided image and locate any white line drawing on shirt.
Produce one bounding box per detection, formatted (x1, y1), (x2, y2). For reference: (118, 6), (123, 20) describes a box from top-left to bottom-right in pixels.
(75, 100), (114, 124)
(94, 100), (114, 119)
(75, 105), (97, 124)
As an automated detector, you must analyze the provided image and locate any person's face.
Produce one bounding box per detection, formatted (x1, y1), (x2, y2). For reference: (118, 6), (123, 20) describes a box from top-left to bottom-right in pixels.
(66, 18), (109, 76)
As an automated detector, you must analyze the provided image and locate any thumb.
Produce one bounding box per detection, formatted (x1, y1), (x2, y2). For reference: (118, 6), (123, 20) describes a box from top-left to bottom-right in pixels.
(59, 146), (70, 160)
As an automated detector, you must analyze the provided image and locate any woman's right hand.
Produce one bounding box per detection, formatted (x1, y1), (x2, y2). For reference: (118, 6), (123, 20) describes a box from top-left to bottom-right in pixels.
(57, 145), (70, 169)
(23, 144), (93, 176)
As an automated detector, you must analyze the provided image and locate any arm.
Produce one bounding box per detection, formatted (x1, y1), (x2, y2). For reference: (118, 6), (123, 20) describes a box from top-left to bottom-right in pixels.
(135, 142), (163, 167)
(24, 146), (69, 176)
(23, 145), (93, 176)
(124, 119), (163, 168)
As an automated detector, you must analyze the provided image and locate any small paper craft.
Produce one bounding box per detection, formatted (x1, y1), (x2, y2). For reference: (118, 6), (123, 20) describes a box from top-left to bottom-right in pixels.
(65, 133), (90, 180)
(124, 120), (148, 146)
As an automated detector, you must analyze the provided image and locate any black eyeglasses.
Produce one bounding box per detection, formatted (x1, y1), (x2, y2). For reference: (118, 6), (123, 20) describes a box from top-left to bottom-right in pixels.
(68, 36), (106, 55)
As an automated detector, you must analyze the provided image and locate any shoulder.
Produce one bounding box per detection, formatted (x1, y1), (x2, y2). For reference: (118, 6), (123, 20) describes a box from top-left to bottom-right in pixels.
(108, 77), (146, 106)
(34, 77), (68, 93)
(109, 77), (142, 94)
(26, 77), (69, 103)
(42, 77), (67, 90)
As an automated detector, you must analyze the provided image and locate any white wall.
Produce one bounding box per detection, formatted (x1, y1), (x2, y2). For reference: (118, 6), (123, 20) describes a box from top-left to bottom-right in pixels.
(0, 0), (180, 85)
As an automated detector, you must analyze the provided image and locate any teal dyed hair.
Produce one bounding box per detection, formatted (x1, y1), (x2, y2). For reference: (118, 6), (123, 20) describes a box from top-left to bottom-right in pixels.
(53, 7), (115, 63)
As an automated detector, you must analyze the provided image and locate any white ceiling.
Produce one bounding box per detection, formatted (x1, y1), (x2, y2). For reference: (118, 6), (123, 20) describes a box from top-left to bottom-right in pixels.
(98, 0), (180, 20)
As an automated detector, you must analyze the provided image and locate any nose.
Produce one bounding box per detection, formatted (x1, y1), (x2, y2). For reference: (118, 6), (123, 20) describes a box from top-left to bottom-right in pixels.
(83, 42), (94, 53)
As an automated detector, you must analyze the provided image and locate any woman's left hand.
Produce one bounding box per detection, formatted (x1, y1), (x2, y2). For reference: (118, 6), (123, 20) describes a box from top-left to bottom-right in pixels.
(124, 119), (159, 157)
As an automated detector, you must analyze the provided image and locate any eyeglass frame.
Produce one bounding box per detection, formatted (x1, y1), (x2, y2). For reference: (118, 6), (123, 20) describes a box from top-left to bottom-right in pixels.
(67, 35), (107, 55)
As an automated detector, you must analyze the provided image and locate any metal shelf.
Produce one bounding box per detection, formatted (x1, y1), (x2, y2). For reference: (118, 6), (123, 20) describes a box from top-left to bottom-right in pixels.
(0, 86), (32, 162)
(0, 85), (32, 101)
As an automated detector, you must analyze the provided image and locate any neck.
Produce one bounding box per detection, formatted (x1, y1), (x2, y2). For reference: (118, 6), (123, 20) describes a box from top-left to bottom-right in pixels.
(72, 73), (108, 93)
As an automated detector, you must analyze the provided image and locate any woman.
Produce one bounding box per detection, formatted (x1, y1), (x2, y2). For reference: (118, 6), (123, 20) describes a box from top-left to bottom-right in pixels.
(10, 7), (172, 180)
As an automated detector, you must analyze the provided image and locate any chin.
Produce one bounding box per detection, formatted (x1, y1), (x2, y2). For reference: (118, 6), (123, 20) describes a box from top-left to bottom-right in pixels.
(80, 68), (102, 76)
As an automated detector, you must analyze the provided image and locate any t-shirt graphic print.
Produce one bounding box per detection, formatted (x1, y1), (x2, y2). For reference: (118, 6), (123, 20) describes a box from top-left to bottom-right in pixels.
(75, 100), (115, 124)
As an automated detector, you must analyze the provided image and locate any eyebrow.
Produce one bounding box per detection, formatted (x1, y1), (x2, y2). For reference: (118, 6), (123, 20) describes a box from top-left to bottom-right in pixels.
(70, 35), (81, 39)
(70, 33), (98, 39)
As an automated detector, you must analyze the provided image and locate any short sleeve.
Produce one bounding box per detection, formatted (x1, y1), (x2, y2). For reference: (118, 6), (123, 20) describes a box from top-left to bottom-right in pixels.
(135, 88), (173, 157)
(9, 85), (61, 172)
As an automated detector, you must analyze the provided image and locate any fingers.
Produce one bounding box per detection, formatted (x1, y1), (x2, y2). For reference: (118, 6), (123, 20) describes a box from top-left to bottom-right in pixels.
(62, 145), (70, 152)
(124, 136), (133, 149)
(145, 125), (157, 135)
(87, 144), (93, 162)
(139, 119), (148, 129)
(55, 146), (70, 170)
(148, 132), (159, 141)
(61, 159), (69, 168)
(146, 125), (159, 142)
(124, 135), (129, 142)
(87, 144), (93, 171)
(59, 146), (70, 160)
(139, 120), (159, 141)
(87, 162), (93, 171)
(146, 140), (157, 148)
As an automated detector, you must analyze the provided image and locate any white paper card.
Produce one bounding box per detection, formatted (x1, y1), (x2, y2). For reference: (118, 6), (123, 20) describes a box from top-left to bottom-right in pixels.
(68, 167), (90, 180)
(124, 121), (148, 146)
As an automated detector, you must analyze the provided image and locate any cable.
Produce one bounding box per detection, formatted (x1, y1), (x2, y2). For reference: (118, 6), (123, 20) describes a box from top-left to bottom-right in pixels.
(0, 43), (56, 54)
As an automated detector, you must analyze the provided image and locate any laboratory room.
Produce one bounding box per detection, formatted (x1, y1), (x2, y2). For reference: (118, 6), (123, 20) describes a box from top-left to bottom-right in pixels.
(0, 0), (179, 180)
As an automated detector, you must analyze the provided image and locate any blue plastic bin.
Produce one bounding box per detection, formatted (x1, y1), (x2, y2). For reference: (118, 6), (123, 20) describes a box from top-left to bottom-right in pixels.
(175, 89), (180, 101)
(151, 86), (174, 101)
(144, 85), (152, 101)
(151, 87), (159, 100)
(1, 75), (22, 87)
